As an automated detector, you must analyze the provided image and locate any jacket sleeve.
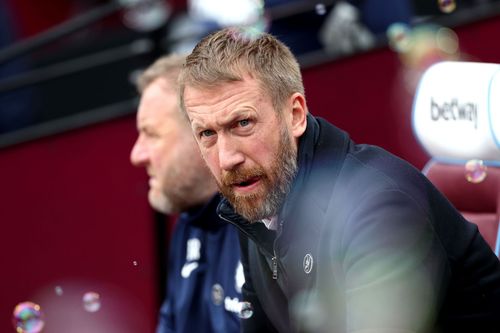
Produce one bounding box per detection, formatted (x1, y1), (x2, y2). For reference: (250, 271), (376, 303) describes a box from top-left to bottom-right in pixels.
(238, 232), (279, 333)
(324, 189), (449, 333)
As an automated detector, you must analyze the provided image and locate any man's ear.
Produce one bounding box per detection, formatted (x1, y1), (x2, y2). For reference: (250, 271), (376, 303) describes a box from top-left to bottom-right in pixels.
(289, 92), (307, 138)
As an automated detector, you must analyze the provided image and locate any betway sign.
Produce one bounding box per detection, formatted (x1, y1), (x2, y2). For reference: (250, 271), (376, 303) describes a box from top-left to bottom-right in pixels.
(430, 98), (478, 129)
(412, 61), (500, 161)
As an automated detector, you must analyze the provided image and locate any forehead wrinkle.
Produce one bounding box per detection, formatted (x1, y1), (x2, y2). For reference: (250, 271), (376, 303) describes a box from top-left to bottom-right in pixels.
(217, 106), (255, 126)
(189, 106), (254, 134)
(187, 89), (259, 130)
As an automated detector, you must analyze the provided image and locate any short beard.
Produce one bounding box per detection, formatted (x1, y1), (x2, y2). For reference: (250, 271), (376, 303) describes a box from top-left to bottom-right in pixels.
(219, 125), (298, 222)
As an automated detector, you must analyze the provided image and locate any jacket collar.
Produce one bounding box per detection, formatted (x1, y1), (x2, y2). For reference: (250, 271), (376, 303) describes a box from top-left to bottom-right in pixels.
(217, 199), (277, 257)
(281, 114), (350, 220)
(279, 113), (319, 220)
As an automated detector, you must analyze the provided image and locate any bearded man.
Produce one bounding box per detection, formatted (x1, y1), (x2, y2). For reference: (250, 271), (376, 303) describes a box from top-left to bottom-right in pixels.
(178, 28), (500, 333)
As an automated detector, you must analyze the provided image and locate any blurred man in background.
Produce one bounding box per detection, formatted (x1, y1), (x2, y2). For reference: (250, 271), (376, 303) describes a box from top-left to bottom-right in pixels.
(130, 54), (242, 333)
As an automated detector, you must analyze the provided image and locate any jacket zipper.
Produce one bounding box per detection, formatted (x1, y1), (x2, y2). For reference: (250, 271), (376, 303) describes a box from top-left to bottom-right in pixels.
(272, 219), (285, 281)
(219, 213), (282, 281)
(271, 256), (278, 279)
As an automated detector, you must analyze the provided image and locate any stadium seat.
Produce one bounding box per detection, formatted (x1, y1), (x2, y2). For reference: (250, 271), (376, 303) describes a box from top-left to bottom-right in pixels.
(413, 61), (500, 255)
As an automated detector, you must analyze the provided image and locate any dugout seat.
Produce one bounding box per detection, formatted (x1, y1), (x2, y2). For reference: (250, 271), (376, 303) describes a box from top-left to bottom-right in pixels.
(413, 61), (500, 255)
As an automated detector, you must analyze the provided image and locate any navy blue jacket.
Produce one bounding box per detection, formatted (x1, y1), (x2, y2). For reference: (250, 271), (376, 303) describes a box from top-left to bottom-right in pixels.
(218, 115), (500, 333)
(157, 195), (242, 333)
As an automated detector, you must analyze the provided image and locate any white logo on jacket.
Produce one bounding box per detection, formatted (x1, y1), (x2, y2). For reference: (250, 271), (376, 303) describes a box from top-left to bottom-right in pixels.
(186, 238), (201, 261)
(181, 262), (199, 278)
(181, 238), (201, 278)
(235, 261), (245, 293)
(303, 254), (313, 274)
(223, 261), (245, 314)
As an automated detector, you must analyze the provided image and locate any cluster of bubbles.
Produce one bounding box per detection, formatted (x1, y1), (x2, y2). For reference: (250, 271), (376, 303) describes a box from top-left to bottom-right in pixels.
(465, 159), (488, 184)
(387, 23), (459, 67)
(12, 291), (102, 332)
(386, 0), (459, 71)
(12, 302), (45, 333)
(386, 0), (460, 69)
(386, 21), (460, 94)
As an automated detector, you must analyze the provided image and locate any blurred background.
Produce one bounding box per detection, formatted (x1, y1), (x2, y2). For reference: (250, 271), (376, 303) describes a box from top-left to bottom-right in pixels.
(2, 0), (500, 332)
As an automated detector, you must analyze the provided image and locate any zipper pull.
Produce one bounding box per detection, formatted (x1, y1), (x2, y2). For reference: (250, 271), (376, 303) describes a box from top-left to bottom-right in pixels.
(271, 256), (278, 280)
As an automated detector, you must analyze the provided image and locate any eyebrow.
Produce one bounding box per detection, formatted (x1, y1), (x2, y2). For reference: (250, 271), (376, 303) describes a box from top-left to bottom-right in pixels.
(191, 108), (253, 132)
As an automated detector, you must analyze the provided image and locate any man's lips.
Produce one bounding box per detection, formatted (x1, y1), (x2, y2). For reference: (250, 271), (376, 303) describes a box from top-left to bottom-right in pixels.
(232, 176), (261, 191)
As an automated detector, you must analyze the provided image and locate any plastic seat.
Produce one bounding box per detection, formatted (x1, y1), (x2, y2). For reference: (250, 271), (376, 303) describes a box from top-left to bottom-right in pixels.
(413, 61), (500, 256)
(422, 159), (500, 254)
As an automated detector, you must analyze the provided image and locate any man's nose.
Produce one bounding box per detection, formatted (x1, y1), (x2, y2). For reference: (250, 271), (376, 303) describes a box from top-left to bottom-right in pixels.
(218, 135), (245, 171)
(130, 137), (149, 167)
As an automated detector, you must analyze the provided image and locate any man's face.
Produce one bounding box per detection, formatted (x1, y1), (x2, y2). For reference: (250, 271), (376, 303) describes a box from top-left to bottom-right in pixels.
(130, 78), (209, 214)
(184, 75), (301, 221)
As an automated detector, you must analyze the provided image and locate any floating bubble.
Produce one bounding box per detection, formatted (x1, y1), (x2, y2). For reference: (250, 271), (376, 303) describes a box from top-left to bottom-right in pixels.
(436, 27), (459, 55)
(238, 301), (253, 319)
(438, 0), (456, 14)
(82, 292), (101, 313)
(386, 22), (412, 53)
(207, 0), (269, 42)
(122, 0), (171, 32)
(315, 3), (327, 16)
(397, 24), (460, 70)
(132, 260), (138, 266)
(465, 159), (487, 184)
(289, 290), (327, 332)
(190, 0), (264, 27)
(231, 14), (271, 42)
(54, 286), (63, 296)
(12, 301), (45, 333)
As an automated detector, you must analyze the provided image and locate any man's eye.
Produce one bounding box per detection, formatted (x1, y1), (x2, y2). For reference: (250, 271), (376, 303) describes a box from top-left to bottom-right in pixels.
(239, 119), (250, 127)
(200, 129), (215, 138)
(144, 130), (159, 139)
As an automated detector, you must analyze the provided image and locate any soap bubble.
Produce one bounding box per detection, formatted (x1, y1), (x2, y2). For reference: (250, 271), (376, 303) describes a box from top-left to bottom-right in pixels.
(122, 0), (171, 32)
(54, 286), (63, 296)
(435, 27), (459, 55)
(12, 301), (45, 333)
(82, 292), (101, 313)
(231, 14), (271, 42)
(315, 3), (327, 16)
(386, 22), (412, 53)
(465, 159), (487, 184)
(438, 0), (456, 14)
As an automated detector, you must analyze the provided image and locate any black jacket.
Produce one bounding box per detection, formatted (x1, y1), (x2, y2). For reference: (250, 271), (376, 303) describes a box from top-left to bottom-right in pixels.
(218, 115), (500, 333)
